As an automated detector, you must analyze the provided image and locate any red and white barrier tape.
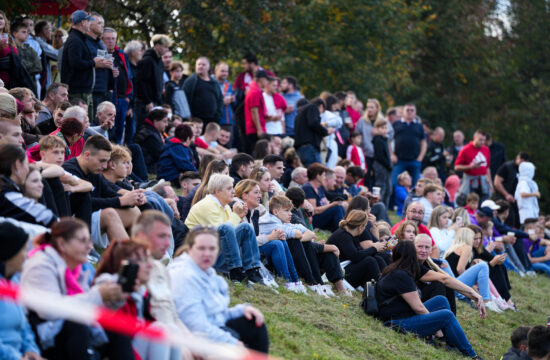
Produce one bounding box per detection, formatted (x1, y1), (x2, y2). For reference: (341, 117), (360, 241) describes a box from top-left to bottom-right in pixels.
(0, 281), (275, 360)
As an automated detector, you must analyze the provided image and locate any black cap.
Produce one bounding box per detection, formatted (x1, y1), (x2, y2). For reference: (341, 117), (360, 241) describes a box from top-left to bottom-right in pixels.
(254, 70), (274, 81)
(477, 207), (494, 218)
(0, 222), (28, 262)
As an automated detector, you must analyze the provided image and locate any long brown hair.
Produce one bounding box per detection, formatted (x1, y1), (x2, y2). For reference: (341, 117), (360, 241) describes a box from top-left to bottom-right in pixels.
(394, 220), (418, 241)
(192, 160), (228, 205)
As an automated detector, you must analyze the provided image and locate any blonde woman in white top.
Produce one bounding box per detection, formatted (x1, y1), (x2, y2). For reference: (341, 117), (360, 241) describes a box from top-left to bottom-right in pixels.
(428, 205), (462, 257)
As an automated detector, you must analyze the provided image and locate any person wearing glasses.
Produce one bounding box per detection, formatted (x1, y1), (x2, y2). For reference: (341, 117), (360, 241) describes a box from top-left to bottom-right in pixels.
(391, 201), (438, 258)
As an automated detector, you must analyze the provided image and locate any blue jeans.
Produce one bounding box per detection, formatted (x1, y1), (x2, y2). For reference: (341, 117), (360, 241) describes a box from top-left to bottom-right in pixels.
(113, 97), (130, 144)
(531, 246), (550, 266)
(260, 240), (299, 282)
(390, 296), (476, 357)
(502, 244), (525, 273)
(313, 205), (345, 232)
(215, 223), (261, 271)
(392, 159), (422, 186)
(297, 144), (322, 168)
(456, 262), (491, 300)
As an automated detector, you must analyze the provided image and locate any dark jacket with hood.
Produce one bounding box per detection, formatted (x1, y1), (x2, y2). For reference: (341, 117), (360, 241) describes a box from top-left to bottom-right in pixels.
(61, 28), (95, 94)
(135, 48), (163, 105)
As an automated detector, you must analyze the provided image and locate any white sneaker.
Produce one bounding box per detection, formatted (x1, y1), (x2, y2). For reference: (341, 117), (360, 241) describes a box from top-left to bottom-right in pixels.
(518, 271), (526, 277)
(294, 281), (309, 295)
(309, 284), (329, 297)
(485, 301), (503, 313)
(285, 282), (296, 292)
(322, 284), (336, 297)
(526, 271), (537, 277)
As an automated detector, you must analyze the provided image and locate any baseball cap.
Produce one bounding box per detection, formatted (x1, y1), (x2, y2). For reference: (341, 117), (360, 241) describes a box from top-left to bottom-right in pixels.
(480, 199), (500, 210)
(254, 70), (274, 81)
(70, 10), (94, 25)
(477, 207), (494, 217)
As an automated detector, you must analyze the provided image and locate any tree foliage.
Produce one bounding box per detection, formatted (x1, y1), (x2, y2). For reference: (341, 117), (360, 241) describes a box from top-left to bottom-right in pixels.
(88, 0), (293, 62)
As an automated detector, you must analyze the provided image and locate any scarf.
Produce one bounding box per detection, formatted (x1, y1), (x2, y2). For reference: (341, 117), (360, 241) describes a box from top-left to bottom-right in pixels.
(29, 243), (83, 295)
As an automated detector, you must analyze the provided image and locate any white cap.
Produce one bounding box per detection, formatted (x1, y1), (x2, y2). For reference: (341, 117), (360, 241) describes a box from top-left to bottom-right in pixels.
(480, 199), (500, 210)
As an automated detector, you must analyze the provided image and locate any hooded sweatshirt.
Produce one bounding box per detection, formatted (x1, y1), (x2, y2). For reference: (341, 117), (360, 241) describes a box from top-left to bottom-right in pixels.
(515, 162), (539, 224)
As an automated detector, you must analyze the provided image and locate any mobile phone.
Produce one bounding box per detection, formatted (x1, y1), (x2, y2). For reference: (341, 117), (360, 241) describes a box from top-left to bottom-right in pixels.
(388, 235), (398, 247)
(528, 229), (536, 235)
(118, 260), (139, 293)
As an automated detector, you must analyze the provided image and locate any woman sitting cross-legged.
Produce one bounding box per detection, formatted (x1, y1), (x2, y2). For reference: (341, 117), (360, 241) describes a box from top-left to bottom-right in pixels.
(169, 227), (269, 353)
(376, 241), (483, 359)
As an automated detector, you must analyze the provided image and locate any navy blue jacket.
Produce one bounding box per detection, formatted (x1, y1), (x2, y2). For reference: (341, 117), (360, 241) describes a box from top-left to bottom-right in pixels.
(157, 138), (198, 182)
(85, 36), (109, 93)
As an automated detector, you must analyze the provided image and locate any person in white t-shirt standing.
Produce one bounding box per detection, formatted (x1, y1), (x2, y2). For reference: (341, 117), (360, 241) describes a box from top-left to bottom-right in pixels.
(263, 78), (287, 136)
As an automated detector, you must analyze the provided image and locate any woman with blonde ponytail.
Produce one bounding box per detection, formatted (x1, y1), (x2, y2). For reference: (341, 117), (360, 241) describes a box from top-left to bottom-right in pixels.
(326, 210), (383, 288)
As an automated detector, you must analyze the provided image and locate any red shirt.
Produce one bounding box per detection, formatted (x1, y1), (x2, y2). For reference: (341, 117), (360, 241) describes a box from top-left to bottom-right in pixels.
(346, 106), (361, 129)
(455, 141), (490, 176)
(272, 92), (287, 112)
(50, 128), (84, 160)
(194, 136), (209, 149)
(244, 81), (266, 135)
(391, 218), (435, 246)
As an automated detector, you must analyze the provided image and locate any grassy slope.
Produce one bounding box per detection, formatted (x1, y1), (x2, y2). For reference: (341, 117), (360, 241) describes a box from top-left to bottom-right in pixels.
(230, 211), (550, 359)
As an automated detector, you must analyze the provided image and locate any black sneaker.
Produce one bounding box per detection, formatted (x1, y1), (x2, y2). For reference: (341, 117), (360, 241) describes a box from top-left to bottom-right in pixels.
(246, 267), (265, 285)
(229, 267), (247, 282)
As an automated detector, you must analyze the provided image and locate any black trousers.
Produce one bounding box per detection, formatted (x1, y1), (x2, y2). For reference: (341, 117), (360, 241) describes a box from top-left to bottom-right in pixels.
(344, 256), (381, 288)
(287, 239), (344, 285)
(40, 178), (71, 217)
(42, 320), (134, 360)
(489, 263), (511, 301)
(513, 237), (533, 270)
(418, 280), (457, 315)
(225, 316), (269, 354)
(245, 133), (259, 154)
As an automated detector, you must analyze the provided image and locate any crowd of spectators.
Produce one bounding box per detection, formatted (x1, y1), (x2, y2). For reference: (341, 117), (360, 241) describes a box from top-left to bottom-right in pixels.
(0, 8), (548, 360)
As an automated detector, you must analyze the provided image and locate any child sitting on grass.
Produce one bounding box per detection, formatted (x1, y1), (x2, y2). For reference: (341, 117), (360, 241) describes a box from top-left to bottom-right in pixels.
(259, 195), (315, 293)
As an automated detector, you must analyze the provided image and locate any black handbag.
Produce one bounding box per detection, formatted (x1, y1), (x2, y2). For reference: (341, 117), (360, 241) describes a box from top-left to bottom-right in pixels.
(360, 277), (397, 317)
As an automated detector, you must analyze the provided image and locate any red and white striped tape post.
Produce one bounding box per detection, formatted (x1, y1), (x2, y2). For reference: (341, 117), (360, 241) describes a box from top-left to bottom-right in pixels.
(0, 281), (276, 360)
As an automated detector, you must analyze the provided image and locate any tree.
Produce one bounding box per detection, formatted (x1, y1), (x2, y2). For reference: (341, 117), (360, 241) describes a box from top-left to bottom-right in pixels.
(273, 0), (426, 101)
(89, 0), (293, 62)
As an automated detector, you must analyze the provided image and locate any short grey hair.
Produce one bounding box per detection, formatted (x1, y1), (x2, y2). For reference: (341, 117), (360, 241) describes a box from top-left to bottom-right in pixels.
(97, 101), (115, 115)
(124, 40), (143, 55)
(208, 174), (233, 194)
(103, 27), (117, 36)
(291, 167), (306, 180)
(63, 106), (87, 123)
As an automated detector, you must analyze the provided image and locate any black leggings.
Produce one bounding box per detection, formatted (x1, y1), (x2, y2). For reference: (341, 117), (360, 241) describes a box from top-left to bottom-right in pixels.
(490, 263), (511, 301)
(41, 320), (134, 360)
(287, 239), (344, 285)
(344, 256), (381, 288)
(225, 316), (269, 354)
(419, 280), (457, 315)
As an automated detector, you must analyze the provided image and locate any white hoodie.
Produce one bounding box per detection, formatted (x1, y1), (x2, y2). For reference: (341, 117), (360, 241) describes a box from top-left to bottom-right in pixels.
(515, 162), (539, 224)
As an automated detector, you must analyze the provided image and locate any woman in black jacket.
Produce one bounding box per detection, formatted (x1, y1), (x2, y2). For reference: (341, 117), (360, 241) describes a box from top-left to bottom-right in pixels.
(326, 210), (382, 288)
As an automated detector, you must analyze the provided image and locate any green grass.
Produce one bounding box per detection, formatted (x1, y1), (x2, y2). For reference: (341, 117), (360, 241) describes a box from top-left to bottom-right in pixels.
(229, 211), (550, 359)
(230, 271), (550, 360)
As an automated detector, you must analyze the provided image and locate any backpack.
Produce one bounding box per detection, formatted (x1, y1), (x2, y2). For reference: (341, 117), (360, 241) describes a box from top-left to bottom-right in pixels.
(360, 277), (397, 317)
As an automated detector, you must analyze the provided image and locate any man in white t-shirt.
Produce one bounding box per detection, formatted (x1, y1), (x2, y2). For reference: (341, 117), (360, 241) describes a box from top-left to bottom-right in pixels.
(263, 78), (286, 135)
